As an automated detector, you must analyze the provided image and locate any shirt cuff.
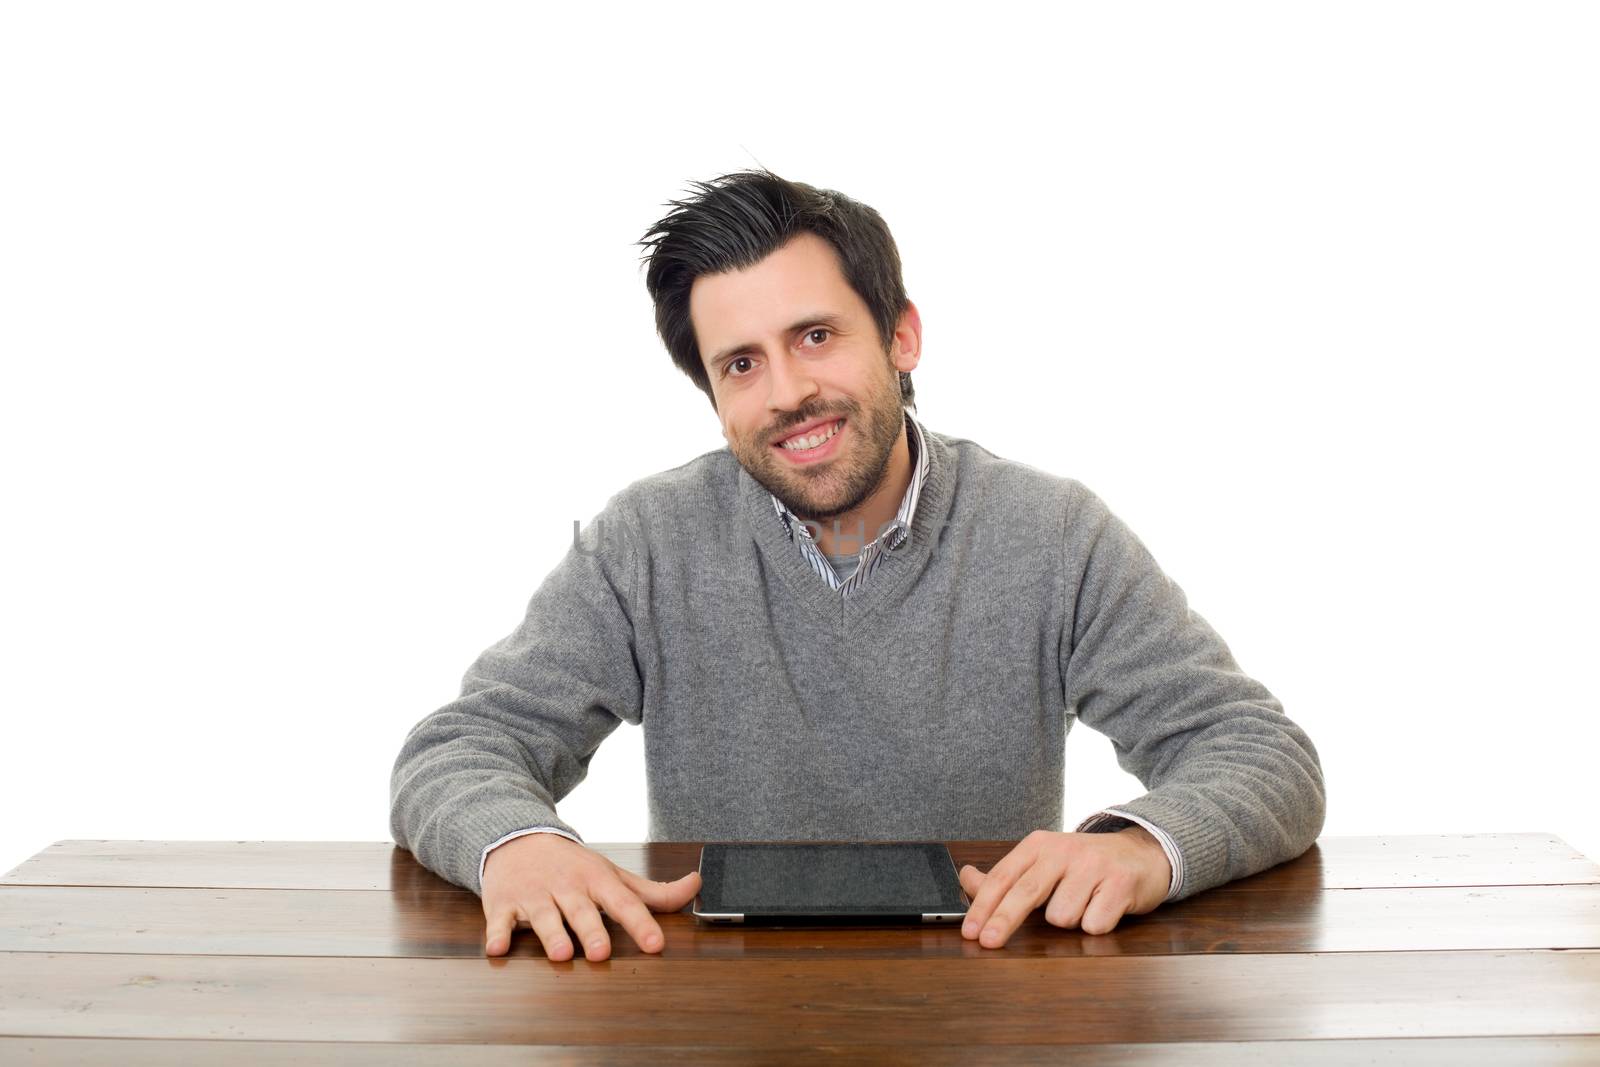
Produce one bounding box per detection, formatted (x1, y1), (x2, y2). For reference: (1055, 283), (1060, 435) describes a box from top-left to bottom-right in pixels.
(1075, 808), (1185, 903)
(479, 826), (584, 889)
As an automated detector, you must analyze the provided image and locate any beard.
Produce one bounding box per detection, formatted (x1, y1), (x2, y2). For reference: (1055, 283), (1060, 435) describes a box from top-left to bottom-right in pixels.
(730, 363), (906, 524)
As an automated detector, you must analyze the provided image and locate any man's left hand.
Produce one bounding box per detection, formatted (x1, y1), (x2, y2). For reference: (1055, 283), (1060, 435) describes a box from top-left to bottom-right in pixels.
(957, 827), (1172, 947)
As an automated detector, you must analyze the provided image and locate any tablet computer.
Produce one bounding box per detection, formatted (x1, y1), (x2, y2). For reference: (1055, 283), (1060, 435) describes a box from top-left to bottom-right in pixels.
(691, 841), (970, 924)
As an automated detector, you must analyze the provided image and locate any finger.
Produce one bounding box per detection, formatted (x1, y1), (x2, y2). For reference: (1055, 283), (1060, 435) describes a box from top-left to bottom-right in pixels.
(958, 864), (984, 902)
(963, 837), (1046, 923)
(524, 895), (575, 961)
(962, 867), (1006, 938)
(483, 902), (519, 957)
(977, 868), (1058, 949)
(593, 879), (667, 954)
(617, 867), (703, 913)
(1080, 876), (1134, 936)
(553, 890), (613, 961)
(962, 854), (1037, 941)
(1043, 871), (1096, 930)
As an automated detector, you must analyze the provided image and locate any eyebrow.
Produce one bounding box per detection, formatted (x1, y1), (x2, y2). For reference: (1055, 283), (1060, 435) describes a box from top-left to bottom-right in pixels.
(707, 313), (848, 372)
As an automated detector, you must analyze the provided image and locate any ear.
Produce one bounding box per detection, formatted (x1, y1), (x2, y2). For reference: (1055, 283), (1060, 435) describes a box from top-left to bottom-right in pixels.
(890, 300), (923, 375)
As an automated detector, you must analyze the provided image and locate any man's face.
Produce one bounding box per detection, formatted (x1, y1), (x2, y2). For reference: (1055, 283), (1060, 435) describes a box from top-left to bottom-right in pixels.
(690, 232), (920, 521)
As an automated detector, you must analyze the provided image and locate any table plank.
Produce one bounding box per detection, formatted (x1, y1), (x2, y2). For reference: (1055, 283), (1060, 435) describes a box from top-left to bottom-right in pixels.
(5, 1036), (1600, 1066)
(3, 950), (1598, 1045)
(6, 834), (1598, 892)
(3, 883), (1597, 959)
(1, 841), (457, 893)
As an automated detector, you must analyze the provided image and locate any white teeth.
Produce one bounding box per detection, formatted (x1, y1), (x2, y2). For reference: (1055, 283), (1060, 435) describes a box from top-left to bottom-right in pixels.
(781, 419), (843, 451)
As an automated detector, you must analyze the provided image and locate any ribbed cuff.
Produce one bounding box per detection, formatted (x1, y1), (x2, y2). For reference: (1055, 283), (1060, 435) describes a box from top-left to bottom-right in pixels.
(436, 795), (583, 895)
(1078, 793), (1228, 902)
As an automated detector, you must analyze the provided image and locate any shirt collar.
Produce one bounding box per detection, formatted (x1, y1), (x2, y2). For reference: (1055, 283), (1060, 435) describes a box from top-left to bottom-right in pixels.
(769, 408), (930, 550)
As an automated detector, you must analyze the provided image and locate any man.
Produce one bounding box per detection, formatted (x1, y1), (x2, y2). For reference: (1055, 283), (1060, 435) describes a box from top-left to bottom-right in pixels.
(389, 169), (1326, 963)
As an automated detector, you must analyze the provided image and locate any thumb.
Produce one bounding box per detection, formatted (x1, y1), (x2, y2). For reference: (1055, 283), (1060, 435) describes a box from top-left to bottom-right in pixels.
(624, 869), (702, 911)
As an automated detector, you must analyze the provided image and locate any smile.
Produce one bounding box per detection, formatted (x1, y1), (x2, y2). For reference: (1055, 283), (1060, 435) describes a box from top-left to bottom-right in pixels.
(778, 419), (844, 451)
(773, 418), (846, 464)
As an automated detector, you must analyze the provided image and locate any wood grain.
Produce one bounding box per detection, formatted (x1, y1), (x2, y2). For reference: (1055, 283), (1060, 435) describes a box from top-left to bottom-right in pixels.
(3, 883), (1597, 959)
(6, 834), (1597, 1060)
(5, 1036), (1600, 1066)
(3, 950), (1599, 1046)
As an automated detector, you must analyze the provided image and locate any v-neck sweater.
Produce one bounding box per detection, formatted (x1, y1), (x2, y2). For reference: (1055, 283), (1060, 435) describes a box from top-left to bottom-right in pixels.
(390, 423), (1326, 900)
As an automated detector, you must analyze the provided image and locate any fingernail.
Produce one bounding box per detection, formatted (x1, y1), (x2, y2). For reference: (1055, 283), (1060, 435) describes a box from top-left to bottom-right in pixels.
(962, 922), (976, 936)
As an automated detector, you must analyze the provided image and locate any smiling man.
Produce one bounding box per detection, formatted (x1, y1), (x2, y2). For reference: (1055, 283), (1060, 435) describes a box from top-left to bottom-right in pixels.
(389, 169), (1326, 962)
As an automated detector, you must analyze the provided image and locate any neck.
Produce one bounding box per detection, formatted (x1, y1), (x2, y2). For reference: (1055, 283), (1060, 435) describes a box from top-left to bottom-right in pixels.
(801, 414), (911, 558)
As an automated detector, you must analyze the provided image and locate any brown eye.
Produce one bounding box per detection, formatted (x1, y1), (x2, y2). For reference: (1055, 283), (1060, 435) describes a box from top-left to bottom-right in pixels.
(727, 356), (753, 377)
(807, 329), (830, 345)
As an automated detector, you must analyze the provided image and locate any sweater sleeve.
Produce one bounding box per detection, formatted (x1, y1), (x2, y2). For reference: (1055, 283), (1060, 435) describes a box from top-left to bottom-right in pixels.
(389, 496), (643, 895)
(1059, 479), (1325, 902)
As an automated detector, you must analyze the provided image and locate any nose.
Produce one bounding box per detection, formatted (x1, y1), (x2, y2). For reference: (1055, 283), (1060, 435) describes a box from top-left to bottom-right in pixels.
(764, 347), (819, 415)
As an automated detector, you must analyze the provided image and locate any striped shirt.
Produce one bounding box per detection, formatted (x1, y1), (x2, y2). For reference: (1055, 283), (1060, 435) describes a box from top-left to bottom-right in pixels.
(769, 408), (931, 597)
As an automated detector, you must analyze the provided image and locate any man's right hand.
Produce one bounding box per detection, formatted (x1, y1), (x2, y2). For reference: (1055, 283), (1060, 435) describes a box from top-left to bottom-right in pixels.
(480, 832), (702, 961)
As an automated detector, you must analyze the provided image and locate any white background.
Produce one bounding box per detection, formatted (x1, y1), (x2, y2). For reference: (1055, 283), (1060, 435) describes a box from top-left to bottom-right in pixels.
(3, 2), (1596, 876)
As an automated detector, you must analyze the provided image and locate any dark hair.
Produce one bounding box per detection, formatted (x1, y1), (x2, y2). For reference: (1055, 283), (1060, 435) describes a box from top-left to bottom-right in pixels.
(637, 168), (914, 413)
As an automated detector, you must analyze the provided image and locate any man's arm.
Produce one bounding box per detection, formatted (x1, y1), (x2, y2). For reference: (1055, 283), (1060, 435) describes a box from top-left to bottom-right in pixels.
(1059, 479), (1326, 902)
(389, 496), (643, 894)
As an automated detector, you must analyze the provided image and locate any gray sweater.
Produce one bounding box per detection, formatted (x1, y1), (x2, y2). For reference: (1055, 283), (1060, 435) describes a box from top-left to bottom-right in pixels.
(389, 423), (1326, 899)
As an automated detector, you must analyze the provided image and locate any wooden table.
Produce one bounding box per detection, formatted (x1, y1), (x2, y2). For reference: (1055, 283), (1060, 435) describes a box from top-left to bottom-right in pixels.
(2, 834), (1599, 1063)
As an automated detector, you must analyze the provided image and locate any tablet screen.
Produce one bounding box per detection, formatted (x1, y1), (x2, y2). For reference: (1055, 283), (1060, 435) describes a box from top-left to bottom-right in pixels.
(697, 842), (966, 915)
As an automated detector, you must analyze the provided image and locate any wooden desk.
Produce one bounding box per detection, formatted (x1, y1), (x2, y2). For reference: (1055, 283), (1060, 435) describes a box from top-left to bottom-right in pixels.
(3, 834), (1599, 1063)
